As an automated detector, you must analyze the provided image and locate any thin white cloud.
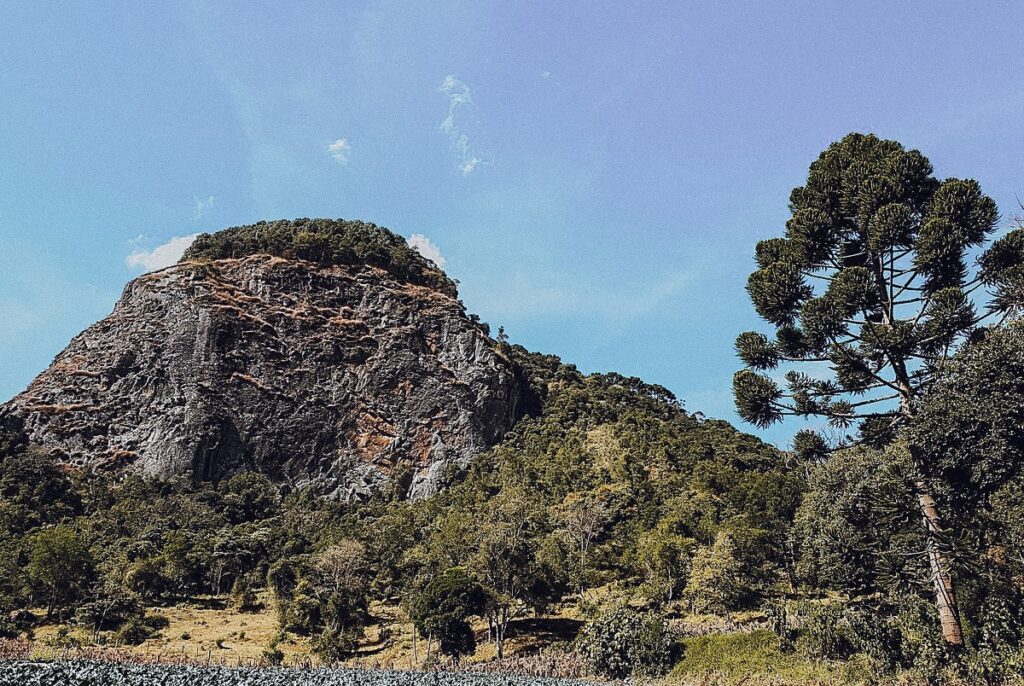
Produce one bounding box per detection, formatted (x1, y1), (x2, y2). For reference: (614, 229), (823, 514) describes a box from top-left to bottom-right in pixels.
(126, 234), (200, 272)
(438, 75), (488, 175)
(407, 234), (447, 268)
(193, 195), (215, 221)
(328, 138), (351, 165)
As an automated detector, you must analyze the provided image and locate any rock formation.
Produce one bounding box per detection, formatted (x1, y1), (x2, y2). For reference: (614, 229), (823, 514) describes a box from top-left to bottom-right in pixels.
(0, 251), (523, 499)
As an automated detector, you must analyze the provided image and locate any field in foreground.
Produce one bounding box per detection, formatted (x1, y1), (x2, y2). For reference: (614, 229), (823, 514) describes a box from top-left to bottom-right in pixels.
(0, 660), (590, 686)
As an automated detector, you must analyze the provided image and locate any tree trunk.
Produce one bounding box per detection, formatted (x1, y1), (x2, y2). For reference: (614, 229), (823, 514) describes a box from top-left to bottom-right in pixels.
(914, 479), (963, 646)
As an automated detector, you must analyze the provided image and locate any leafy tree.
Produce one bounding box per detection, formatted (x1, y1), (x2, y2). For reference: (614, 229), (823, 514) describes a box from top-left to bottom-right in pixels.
(733, 132), (1024, 645)
(28, 525), (94, 618)
(793, 445), (925, 596)
(0, 448), (81, 533)
(408, 568), (487, 660)
(220, 472), (280, 524)
(684, 531), (745, 614)
(634, 522), (696, 602)
(552, 491), (611, 593)
(467, 487), (560, 659)
(285, 541), (371, 662)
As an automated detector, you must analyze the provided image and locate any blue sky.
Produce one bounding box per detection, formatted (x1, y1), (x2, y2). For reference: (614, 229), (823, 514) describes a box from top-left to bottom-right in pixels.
(1, 1), (1022, 447)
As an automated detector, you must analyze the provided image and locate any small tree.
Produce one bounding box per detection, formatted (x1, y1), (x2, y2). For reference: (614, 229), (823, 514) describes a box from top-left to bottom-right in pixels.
(683, 532), (744, 614)
(408, 567), (487, 661)
(29, 525), (94, 619)
(552, 491), (611, 593)
(733, 133), (1024, 645)
(468, 486), (560, 659)
(306, 541), (370, 662)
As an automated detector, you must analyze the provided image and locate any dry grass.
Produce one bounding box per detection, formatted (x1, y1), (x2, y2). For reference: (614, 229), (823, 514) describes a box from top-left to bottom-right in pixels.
(33, 594), (308, 665)
(28, 597), (584, 671)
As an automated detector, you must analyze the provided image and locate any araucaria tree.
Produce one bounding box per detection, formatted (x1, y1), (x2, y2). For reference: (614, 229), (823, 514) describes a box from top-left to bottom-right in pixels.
(733, 133), (1024, 646)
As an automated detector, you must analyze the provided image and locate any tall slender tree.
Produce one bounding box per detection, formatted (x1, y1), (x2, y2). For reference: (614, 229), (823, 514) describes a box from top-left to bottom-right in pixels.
(733, 133), (1024, 645)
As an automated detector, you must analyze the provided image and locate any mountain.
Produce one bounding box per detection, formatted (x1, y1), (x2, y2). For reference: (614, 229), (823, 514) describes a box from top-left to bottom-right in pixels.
(0, 219), (524, 499)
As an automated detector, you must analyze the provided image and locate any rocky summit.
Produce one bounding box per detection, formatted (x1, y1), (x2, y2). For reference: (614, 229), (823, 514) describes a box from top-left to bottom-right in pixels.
(0, 224), (524, 499)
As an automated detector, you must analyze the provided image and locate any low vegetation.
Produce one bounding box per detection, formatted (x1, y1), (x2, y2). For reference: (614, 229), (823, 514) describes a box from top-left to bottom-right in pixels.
(181, 218), (457, 296)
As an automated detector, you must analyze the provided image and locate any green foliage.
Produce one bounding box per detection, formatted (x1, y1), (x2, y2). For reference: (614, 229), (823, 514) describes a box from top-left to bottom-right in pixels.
(28, 525), (94, 618)
(683, 532), (745, 614)
(182, 218), (456, 296)
(73, 591), (144, 634)
(735, 132), (1015, 443)
(672, 630), (831, 683)
(793, 446), (922, 595)
(577, 604), (673, 679)
(0, 448), (81, 534)
(231, 574), (261, 613)
(273, 541), (370, 661)
(408, 568), (487, 659)
(909, 319), (1024, 507)
(114, 612), (169, 645)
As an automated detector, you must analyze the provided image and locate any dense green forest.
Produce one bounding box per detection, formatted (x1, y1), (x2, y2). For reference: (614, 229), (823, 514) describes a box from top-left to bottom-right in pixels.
(2, 134), (1024, 684)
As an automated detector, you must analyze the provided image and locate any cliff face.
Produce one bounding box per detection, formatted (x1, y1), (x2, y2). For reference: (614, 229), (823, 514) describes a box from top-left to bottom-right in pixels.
(0, 254), (523, 499)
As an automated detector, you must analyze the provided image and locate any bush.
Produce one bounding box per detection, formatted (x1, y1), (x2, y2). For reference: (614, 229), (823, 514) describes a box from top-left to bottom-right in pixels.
(577, 605), (674, 679)
(311, 627), (361, 665)
(791, 601), (860, 660)
(231, 575), (261, 613)
(114, 612), (169, 646)
(74, 592), (145, 634)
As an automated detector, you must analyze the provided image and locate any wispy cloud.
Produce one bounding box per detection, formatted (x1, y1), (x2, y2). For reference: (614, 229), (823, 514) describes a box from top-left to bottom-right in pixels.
(328, 138), (351, 164)
(407, 233), (447, 268)
(126, 234), (200, 272)
(438, 75), (488, 175)
(193, 195), (215, 221)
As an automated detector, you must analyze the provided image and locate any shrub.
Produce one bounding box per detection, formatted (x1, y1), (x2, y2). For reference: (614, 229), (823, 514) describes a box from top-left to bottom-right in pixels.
(577, 604), (673, 679)
(231, 575), (261, 613)
(792, 601), (860, 660)
(311, 627), (361, 665)
(114, 612), (168, 646)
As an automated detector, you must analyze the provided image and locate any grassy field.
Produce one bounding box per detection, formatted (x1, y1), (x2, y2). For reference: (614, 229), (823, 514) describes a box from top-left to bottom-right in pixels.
(29, 594), (583, 670)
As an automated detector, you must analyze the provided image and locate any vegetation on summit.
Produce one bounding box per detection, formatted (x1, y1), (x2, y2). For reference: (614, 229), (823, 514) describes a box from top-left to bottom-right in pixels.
(183, 218), (457, 296)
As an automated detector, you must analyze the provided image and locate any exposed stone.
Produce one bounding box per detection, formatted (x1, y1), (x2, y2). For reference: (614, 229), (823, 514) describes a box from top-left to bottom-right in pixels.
(0, 255), (523, 499)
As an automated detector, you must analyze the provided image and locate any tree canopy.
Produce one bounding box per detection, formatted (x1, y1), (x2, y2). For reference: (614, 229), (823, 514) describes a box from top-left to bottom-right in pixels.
(734, 133), (1024, 440)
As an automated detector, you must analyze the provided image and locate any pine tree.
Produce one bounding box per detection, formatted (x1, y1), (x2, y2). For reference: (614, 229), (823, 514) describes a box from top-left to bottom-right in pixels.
(733, 133), (1024, 645)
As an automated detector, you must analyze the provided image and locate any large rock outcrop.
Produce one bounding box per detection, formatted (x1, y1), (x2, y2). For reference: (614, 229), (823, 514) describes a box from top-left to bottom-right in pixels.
(0, 254), (523, 499)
